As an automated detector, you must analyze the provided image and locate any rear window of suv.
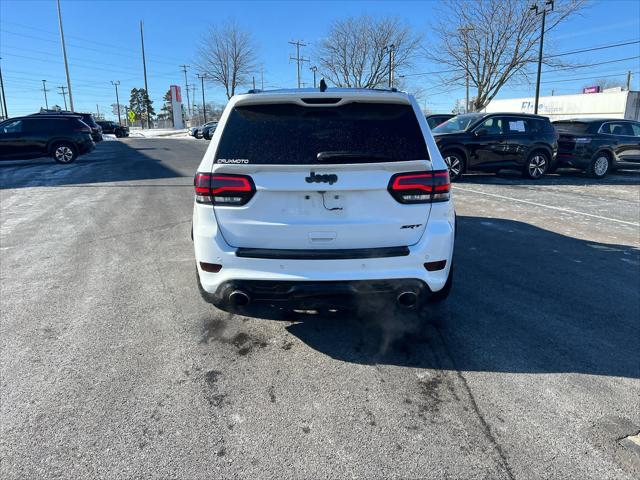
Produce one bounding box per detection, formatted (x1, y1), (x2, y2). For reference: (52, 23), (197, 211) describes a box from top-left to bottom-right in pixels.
(553, 121), (592, 134)
(214, 102), (429, 164)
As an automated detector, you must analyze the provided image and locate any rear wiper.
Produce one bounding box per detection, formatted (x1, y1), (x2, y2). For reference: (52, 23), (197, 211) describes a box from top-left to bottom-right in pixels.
(316, 151), (396, 162)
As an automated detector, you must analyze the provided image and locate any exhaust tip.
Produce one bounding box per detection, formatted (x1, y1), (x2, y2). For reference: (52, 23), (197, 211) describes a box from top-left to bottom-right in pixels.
(397, 291), (418, 308)
(228, 290), (250, 307)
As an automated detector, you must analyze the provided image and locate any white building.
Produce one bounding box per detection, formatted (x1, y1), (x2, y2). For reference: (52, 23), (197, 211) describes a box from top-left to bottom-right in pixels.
(483, 89), (640, 121)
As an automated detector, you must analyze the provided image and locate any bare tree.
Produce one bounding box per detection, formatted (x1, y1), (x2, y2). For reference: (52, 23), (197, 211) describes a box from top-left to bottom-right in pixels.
(427, 0), (585, 111)
(196, 21), (257, 99)
(317, 16), (422, 88)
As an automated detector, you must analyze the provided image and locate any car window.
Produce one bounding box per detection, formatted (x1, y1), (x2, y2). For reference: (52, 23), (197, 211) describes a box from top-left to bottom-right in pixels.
(528, 119), (549, 133)
(601, 122), (633, 136)
(631, 123), (640, 137)
(23, 119), (54, 133)
(506, 118), (527, 134)
(1, 120), (23, 134)
(215, 102), (429, 164)
(432, 114), (482, 133)
(553, 121), (591, 134)
(477, 117), (505, 135)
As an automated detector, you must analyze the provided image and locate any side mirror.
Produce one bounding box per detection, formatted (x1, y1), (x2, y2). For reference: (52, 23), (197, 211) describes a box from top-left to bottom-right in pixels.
(474, 128), (488, 137)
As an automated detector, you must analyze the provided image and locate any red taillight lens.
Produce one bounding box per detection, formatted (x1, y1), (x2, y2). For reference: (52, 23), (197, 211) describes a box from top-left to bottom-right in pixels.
(388, 170), (450, 204)
(194, 172), (255, 205)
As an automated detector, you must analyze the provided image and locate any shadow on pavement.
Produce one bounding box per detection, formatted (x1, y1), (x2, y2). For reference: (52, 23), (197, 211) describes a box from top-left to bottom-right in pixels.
(238, 215), (640, 378)
(0, 139), (190, 189)
(460, 168), (640, 186)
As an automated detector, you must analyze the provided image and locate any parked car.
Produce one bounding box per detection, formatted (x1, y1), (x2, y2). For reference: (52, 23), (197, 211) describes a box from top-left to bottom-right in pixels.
(31, 110), (103, 143)
(96, 120), (129, 138)
(202, 122), (218, 140)
(432, 112), (558, 180)
(425, 113), (454, 130)
(195, 121), (217, 139)
(193, 88), (455, 316)
(188, 126), (199, 137)
(553, 118), (640, 178)
(0, 115), (95, 163)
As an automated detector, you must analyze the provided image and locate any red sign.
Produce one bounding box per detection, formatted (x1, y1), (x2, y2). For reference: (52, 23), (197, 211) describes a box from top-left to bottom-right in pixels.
(582, 86), (601, 94)
(170, 85), (182, 102)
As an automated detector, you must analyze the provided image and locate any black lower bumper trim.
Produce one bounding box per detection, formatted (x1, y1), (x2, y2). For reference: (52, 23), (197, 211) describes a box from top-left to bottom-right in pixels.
(235, 246), (410, 260)
(212, 278), (431, 308)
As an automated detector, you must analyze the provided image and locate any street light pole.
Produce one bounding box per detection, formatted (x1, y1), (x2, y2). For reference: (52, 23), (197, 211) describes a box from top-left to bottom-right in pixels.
(385, 44), (396, 88)
(0, 60), (7, 119)
(42, 80), (49, 109)
(459, 26), (474, 113)
(57, 0), (74, 112)
(531, 0), (554, 115)
(197, 74), (207, 123)
(111, 81), (121, 126)
(310, 66), (318, 88)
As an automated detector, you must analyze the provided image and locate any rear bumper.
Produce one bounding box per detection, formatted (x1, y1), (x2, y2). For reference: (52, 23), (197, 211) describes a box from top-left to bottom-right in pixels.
(194, 202), (455, 297)
(556, 151), (592, 168)
(206, 278), (431, 308)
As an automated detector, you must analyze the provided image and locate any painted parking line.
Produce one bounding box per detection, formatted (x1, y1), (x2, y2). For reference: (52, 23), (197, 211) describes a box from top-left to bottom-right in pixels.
(453, 185), (640, 227)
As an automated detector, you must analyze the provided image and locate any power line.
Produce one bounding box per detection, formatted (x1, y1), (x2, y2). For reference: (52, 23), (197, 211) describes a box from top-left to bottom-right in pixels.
(547, 39), (640, 58)
(403, 39), (640, 79)
(1, 27), (185, 67)
(540, 70), (639, 84)
(543, 55), (640, 73)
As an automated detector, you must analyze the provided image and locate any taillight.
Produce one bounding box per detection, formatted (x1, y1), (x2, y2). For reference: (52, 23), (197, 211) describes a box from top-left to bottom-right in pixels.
(388, 170), (450, 204)
(194, 172), (255, 205)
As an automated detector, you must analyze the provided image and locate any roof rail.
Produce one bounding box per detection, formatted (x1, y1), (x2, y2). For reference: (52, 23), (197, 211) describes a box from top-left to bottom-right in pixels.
(247, 89), (262, 94)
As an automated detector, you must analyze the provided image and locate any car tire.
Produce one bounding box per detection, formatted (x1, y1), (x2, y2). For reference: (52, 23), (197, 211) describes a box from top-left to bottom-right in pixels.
(522, 151), (549, 179)
(51, 142), (78, 164)
(442, 152), (465, 181)
(115, 131), (123, 138)
(587, 152), (610, 179)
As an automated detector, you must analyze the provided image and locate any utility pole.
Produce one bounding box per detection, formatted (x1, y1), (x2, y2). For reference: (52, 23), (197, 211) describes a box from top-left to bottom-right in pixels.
(626, 70), (632, 90)
(385, 44), (396, 88)
(111, 80), (121, 125)
(531, 0), (554, 115)
(96, 104), (100, 118)
(42, 80), (49, 109)
(458, 26), (473, 113)
(57, 0), (74, 112)
(252, 75), (256, 90)
(58, 86), (68, 110)
(310, 66), (318, 88)
(180, 64), (191, 117)
(0, 59), (7, 119)
(140, 20), (150, 128)
(197, 73), (208, 123)
(189, 84), (197, 119)
(261, 66), (264, 90)
(289, 40), (309, 88)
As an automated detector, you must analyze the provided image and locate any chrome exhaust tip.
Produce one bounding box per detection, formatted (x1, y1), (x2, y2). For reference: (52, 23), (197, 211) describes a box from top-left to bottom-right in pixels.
(397, 291), (418, 308)
(228, 290), (250, 306)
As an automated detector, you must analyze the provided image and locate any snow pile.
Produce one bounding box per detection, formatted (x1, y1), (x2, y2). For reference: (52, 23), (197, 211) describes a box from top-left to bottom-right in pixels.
(128, 128), (190, 138)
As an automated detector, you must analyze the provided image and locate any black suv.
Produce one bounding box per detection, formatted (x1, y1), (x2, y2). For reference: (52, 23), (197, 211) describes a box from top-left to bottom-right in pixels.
(553, 118), (640, 178)
(432, 113), (558, 180)
(31, 110), (103, 143)
(0, 115), (95, 163)
(96, 120), (129, 138)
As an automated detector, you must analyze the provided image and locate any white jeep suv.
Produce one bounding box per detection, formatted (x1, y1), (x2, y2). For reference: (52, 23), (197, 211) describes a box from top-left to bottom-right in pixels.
(192, 88), (455, 314)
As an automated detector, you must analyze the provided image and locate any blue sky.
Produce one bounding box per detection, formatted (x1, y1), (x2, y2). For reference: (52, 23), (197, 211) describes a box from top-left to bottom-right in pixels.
(1, 0), (639, 119)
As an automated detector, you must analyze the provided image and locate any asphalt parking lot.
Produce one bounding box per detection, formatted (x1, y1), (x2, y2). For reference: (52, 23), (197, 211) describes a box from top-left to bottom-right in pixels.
(1, 138), (639, 479)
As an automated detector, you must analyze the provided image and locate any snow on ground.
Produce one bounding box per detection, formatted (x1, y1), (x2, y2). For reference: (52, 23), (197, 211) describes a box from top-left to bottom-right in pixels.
(127, 128), (190, 138)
